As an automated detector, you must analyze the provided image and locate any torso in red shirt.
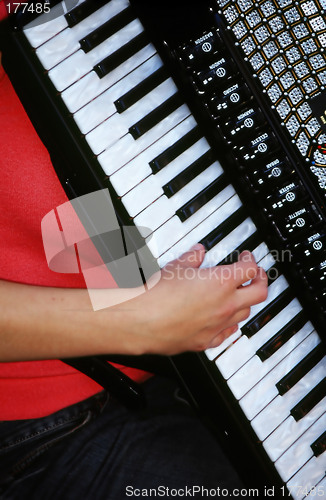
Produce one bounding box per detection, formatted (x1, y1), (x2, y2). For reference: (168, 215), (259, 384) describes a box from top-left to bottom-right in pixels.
(0, 15), (148, 419)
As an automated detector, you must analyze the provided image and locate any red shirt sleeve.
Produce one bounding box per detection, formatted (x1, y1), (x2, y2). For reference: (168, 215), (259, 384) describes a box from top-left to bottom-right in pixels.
(0, 0), (8, 20)
(0, 0), (18, 20)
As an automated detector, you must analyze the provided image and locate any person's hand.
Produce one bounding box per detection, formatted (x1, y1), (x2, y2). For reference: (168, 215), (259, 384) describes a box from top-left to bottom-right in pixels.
(0, 246), (267, 361)
(124, 246), (268, 356)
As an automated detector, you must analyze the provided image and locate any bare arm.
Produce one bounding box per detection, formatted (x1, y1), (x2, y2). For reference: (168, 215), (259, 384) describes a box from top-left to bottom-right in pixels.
(0, 247), (268, 362)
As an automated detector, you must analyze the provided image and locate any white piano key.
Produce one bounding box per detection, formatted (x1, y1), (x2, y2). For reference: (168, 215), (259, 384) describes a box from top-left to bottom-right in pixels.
(127, 160), (220, 227)
(152, 193), (241, 262)
(99, 113), (195, 175)
(136, 159), (222, 218)
(175, 204), (247, 259)
(251, 354), (325, 441)
(147, 189), (239, 260)
(73, 55), (165, 132)
(107, 118), (200, 189)
(35, 0), (128, 70)
(162, 214), (256, 270)
(75, 89), (119, 134)
(110, 161), (150, 199)
(251, 242), (270, 263)
(98, 104), (191, 172)
(204, 216), (258, 267)
(48, 18), (144, 91)
(255, 251), (277, 271)
(85, 78), (178, 153)
(105, 116), (196, 182)
(215, 298), (303, 379)
(164, 194), (246, 261)
(203, 241), (273, 269)
(239, 325), (317, 422)
(36, 27), (79, 69)
(134, 196), (176, 236)
(264, 397), (326, 465)
(161, 142), (214, 187)
(292, 470), (326, 499)
(236, 325), (317, 417)
(228, 313), (314, 401)
(205, 329), (242, 360)
(110, 136), (210, 198)
(121, 160), (220, 217)
(61, 46), (159, 113)
(216, 275), (284, 359)
(136, 136), (211, 194)
(274, 413), (326, 483)
(23, 1), (74, 47)
(176, 196), (250, 260)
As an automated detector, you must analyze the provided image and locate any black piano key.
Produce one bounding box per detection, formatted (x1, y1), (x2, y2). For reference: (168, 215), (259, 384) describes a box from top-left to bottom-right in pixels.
(218, 231), (262, 265)
(257, 311), (307, 361)
(276, 344), (325, 396)
(242, 288), (293, 339)
(65, 0), (109, 27)
(129, 93), (183, 139)
(199, 207), (246, 251)
(150, 126), (202, 173)
(80, 7), (135, 53)
(163, 150), (215, 198)
(266, 263), (282, 286)
(290, 378), (326, 421)
(114, 67), (169, 113)
(311, 430), (326, 457)
(94, 32), (148, 78)
(176, 174), (229, 222)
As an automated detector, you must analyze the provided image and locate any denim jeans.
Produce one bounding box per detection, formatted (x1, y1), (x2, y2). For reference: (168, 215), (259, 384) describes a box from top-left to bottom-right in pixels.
(0, 376), (243, 499)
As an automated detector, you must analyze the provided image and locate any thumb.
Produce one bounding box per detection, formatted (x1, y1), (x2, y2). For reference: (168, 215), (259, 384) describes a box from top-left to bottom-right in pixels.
(166, 243), (206, 270)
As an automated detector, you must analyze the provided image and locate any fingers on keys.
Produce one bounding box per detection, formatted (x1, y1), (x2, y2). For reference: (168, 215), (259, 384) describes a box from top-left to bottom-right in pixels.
(235, 252), (268, 306)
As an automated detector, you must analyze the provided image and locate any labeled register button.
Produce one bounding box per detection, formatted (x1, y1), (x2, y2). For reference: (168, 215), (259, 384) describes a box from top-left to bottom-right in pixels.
(193, 56), (238, 92)
(235, 129), (279, 163)
(304, 258), (326, 291)
(293, 226), (326, 265)
(247, 156), (294, 190)
(220, 106), (266, 143)
(178, 29), (224, 69)
(208, 80), (252, 118)
(264, 179), (307, 215)
(273, 202), (321, 240)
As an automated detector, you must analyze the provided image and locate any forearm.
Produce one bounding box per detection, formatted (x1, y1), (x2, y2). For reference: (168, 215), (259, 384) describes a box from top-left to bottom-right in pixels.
(0, 279), (144, 362)
(0, 249), (268, 362)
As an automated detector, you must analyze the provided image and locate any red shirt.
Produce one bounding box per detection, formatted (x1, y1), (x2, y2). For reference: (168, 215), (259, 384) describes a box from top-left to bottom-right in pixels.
(0, 14), (148, 420)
